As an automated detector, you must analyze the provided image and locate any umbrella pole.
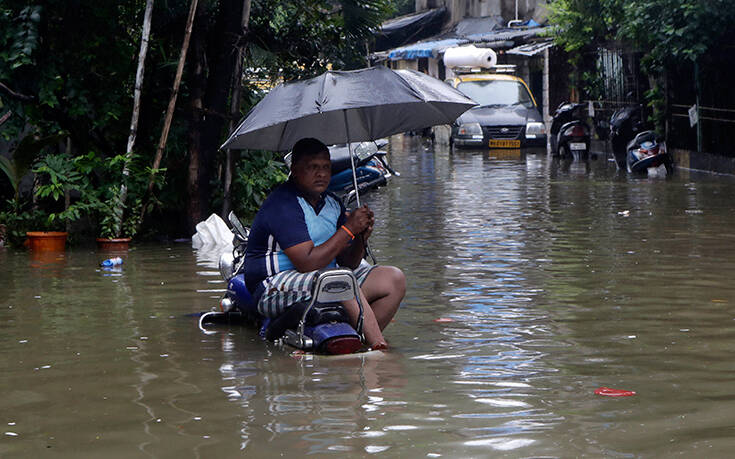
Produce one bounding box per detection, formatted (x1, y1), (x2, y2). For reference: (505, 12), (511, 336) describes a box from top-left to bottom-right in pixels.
(344, 110), (361, 208)
(343, 110), (378, 266)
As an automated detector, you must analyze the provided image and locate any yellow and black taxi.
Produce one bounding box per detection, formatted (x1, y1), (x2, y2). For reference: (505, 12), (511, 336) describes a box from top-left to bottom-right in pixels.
(447, 72), (546, 149)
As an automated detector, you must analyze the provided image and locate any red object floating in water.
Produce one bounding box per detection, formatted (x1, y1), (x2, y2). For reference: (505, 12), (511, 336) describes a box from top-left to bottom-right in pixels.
(434, 318), (454, 323)
(595, 387), (636, 397)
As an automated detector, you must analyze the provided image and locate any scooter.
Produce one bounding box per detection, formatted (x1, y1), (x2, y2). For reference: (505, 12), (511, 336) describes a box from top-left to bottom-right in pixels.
(199, 212), (369, 355)
(550, 102), (591, 157)
(609, 104), (673, 175)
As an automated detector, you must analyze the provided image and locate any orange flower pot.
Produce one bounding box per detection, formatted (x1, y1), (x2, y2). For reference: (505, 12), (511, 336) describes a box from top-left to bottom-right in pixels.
(96, 237), (132, 251)
(26, 232), (68, 252)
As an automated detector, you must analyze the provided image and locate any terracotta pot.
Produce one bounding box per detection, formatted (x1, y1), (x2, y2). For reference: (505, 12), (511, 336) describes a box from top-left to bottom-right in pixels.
(26, 231), (68, 252)
(96, 237), (132, 251)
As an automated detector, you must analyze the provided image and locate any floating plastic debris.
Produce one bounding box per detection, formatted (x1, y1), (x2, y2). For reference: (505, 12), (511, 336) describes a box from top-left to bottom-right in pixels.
(434, 318), (454, 323)
(617, 210), (630, 217)
(100, 257), (123, 268)
(595, 387), (636, 397)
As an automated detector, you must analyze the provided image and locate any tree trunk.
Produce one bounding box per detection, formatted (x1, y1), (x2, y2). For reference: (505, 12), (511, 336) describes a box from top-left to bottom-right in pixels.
(116, 0), (154, 238)
(221, 0), (252, 217)
(147, 0), (199, 193)
(186, 3), (208, 232)
(186, 0), (246, 232)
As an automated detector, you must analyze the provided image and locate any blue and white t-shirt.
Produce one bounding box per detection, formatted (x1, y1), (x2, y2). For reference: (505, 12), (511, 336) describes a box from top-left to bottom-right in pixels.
(244, 181), (347, 302)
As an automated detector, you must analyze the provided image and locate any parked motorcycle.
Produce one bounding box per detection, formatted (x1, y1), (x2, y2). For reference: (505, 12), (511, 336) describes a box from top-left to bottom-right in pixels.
(609, 104), (673, 175)
(550, 102), (591, 157)
(199, 212), (369, 355)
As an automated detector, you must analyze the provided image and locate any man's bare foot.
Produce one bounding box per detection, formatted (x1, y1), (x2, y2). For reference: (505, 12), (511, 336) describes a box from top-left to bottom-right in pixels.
(371, 341), (388, 351)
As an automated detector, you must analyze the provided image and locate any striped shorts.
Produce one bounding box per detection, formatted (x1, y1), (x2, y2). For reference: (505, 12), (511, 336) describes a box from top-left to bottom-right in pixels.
(257, 260), (377, 318)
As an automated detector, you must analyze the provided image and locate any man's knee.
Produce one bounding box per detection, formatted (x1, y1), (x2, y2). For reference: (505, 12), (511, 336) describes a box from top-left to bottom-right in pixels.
(383, 266), (406, 297)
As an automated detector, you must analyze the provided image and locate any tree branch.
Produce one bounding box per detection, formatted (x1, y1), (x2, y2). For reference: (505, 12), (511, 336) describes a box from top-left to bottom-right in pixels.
(0, 110), (11, 126)
(0, 82), (34, 101)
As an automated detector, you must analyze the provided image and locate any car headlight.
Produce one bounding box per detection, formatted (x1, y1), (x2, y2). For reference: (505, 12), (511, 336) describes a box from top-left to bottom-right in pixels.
(458, 122), (483, 136)
(525, 122), (546, 138)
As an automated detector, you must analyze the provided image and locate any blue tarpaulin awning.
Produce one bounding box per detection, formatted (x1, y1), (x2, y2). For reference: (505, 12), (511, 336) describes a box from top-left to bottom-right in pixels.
(388, 38), (468, 60)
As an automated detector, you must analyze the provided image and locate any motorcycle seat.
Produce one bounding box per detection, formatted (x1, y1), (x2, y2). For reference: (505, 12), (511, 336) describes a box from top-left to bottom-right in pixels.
(330, 147), (355, 174)
(626, 130), (658, 150)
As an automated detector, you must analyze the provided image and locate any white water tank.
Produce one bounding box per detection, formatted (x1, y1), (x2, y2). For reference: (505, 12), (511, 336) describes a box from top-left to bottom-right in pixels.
(443, 45), (498, 69)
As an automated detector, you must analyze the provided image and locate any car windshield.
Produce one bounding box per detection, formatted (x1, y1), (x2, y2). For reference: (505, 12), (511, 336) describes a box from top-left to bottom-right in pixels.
(456, 79), (535, 109)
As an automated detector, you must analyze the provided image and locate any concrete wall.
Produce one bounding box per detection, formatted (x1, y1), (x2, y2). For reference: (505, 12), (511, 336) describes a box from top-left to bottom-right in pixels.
(674, 149), (735, 175)
(416, 0), (545, 28)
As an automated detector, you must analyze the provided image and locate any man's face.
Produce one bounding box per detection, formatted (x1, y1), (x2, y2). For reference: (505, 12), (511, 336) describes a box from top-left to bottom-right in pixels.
(291, 151), (331, 196)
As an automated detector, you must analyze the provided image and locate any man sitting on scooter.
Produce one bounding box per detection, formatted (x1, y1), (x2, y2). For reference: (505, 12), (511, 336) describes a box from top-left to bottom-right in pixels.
(244, 137), (405, 350)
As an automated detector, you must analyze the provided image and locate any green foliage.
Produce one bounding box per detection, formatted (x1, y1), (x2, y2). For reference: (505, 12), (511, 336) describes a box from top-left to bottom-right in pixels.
(0, 132), (65, 198)
(0, 1), (137, 149)
(0, 198), (46, 247)
(619, 0), (735, 68)
(32, 152), (98, 230)
(550, 0), (735, 70)
(386, 0), (414, 18)
(87, 153), (163, 239)
(248, 0), (393, 79)
(548, 0), (735, 131)
(548, 0), (624, 56)
(232, 151), (288, 222)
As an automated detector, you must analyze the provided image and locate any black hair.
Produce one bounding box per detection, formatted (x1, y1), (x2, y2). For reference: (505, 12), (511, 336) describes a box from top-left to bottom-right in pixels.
(291, 138), (329, 165)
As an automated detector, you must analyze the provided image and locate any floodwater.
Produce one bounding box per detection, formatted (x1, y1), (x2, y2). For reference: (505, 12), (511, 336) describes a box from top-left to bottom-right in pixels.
(2, 138), (735, 458)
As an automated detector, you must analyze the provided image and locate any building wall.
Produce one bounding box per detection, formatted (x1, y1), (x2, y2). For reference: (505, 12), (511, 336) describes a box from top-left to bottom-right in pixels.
(416, 0), (545, 28)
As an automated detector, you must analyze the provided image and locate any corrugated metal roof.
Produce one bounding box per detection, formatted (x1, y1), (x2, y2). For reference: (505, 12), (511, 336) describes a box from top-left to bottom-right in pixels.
(506, 40), (555, 56)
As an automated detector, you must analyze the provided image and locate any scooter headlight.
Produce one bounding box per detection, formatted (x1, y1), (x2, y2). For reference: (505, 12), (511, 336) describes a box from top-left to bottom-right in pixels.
(218, 251), (235, 280)
(525, 122), (546, 138)
(458, 122), (483, 137)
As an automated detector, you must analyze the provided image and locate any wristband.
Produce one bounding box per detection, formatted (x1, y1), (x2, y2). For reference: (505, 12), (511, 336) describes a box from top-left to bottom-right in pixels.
(340, 225), (355, 240)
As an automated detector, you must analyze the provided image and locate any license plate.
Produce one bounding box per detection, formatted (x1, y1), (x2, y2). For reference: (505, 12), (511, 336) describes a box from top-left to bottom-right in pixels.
(569, 142), (586, 151)
(489, 139), (521, 148)
(488, 149), (522, 160)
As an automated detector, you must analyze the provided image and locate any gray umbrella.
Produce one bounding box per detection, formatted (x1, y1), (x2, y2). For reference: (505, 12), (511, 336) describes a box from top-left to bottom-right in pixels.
(221, 65), (475, 205)
(221, 65), (475, 151)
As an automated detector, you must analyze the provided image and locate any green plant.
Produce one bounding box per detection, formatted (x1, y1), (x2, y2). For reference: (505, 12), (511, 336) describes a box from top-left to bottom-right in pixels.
(0, 132), (65, 201)
(232, 151), (288, 222)
(92, 153), (162, 239)
(0, 198), (46, 247)
(95, 188), (143, 239)
(32, 152), (98, 231)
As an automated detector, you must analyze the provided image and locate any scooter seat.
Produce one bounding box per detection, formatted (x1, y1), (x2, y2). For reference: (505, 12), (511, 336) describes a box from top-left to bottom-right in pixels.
(626, 130), (657, 151)
(330, 145), (356, 174)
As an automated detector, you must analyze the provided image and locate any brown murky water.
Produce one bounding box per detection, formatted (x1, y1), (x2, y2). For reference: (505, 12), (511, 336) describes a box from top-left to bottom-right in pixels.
(2, 138), (735, 457)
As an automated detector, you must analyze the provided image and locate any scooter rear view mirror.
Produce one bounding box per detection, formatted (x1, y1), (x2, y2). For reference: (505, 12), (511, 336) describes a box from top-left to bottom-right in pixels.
(228, 211), (249, 242)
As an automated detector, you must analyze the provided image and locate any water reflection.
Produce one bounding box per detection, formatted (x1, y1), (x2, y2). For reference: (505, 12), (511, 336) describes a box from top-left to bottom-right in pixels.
(214, 329), (409, 455)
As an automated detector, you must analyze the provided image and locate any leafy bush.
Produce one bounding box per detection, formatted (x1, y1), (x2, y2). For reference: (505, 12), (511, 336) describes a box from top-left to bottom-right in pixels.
(0, 198), (46, 247)
(232, 151), (288, 222)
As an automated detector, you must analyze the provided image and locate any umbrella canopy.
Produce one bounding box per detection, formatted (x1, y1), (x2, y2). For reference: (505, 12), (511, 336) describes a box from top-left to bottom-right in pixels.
(220, 65), (476, 152)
